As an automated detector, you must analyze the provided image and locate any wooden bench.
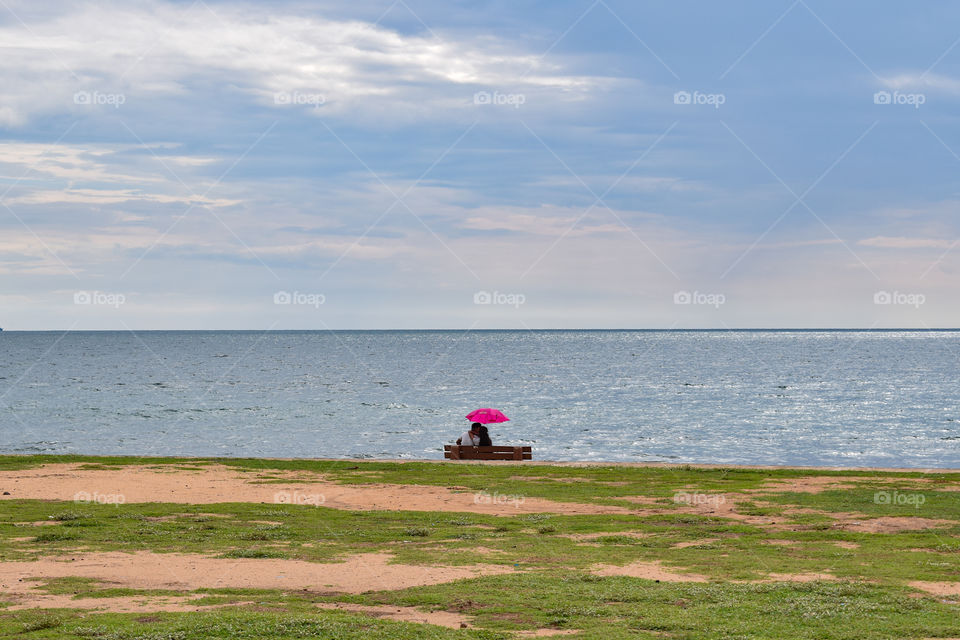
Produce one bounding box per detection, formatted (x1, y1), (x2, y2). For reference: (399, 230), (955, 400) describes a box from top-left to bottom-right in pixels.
(444, 445), (532, 461)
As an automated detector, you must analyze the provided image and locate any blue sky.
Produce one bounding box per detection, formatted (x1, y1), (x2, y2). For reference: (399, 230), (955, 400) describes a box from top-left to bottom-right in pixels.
(1, 0), (960, 329)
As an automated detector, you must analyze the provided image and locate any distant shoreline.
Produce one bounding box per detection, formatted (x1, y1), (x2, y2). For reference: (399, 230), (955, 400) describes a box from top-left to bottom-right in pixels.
(3, 328), (960, 333)
(4, 453), (958, 473)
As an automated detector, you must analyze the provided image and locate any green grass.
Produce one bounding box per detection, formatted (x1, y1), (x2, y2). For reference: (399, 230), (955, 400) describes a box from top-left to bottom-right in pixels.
(0, 609), (507, 639)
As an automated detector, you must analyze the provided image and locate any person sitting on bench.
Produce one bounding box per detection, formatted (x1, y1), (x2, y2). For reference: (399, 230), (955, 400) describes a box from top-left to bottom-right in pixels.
(457, 422), (483, 446)
(477, 425), (492, 446)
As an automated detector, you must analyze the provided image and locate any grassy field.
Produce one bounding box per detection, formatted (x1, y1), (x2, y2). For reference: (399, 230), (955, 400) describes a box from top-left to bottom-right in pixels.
(0, 455), (958, 639)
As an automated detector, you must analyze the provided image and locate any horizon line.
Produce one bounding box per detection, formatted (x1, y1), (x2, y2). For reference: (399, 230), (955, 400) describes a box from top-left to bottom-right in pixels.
(3, 327), (960, 332)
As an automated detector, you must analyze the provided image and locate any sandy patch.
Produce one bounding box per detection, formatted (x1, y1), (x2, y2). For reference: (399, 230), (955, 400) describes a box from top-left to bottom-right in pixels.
(754, 572), (837, 583)
(647, 493), (956, 532)
(4, 592), (230, 613)
(672, 538), (720, 549)
(514, 630), (581, 637)
(749, 477), (859, 494)
(833, 541), (859, 549)
(617, 496), (662, 505)
(908, 581), (960, 596)
(591, 561), (709, 582)
(0, 464), (629, 516)
(561, 531), (651, 541)
(0, 551), (515, 597)
(508, 476), (593, 483)
(832, 516), (954, 533)
(316, 602), (470, 629)
(589, 564), (842, 585)
(762, 539), (799, 547)
(5, 593), (476, 625)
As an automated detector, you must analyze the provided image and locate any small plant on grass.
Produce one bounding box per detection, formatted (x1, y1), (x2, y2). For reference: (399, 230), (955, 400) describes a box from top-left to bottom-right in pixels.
(19, 613), (66, 632)
(48, 510), (87, 521)
(33, 529), (80, 543)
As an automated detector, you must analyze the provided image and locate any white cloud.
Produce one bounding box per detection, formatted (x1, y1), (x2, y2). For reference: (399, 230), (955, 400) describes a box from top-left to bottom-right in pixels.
(0, 0), (600, 127)
(8, 188), (239, 207)
(878, 72), (960, 94)
(858, 236), (953, 249)
(461, 205), (624, 236)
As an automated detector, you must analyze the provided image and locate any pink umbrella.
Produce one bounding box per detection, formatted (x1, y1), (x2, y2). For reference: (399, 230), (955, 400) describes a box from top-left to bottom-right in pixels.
(466, 408), (510, 424)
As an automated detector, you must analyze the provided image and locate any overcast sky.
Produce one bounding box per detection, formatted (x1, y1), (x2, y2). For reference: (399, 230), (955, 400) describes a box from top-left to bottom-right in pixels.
(1, 0), (959, 329)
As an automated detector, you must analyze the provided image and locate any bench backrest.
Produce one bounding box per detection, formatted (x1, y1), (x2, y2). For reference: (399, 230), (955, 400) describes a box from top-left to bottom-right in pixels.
(444, 445), (532, 460)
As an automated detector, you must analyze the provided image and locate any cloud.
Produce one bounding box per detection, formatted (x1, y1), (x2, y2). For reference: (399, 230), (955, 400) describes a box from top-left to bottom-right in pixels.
(878, 72), (960, 94)
(858, 236), (953, 249)
(0, 0), (600, 127)
(460, 205), (625, 236)
(8, 188), (239, 207)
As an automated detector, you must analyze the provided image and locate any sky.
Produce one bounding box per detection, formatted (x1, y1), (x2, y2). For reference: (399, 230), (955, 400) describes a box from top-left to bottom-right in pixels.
(1, 0), (960, 329)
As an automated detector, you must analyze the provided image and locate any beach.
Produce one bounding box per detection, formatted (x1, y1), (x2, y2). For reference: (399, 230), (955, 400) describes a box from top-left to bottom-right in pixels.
(1, 455), (958, 638)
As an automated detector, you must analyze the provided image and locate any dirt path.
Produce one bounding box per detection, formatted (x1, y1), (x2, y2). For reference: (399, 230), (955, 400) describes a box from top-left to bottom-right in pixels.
(0, 463), (629, 515)
(0, 551), (515, 597)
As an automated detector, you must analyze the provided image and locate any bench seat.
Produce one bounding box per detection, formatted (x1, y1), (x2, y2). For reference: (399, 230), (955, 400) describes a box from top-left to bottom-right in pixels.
(444, 445), (532, 460)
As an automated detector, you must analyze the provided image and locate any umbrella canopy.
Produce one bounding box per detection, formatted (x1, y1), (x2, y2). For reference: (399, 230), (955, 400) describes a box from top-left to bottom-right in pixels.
(466, 408), (510, 424)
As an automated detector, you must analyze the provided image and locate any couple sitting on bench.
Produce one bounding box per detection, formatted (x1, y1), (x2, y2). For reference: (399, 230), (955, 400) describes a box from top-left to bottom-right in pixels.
(457, 422), (492, 447)
(447, 423), (532, 460)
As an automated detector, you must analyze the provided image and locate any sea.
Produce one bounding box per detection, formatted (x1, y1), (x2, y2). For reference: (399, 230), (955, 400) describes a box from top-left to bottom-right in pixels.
(0, 330), (958, 468)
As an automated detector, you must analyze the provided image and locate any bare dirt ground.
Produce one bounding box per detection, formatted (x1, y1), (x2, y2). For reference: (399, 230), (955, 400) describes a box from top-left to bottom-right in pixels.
(908, 581), (960, 597)
(0, 551), (515, 603)
(0, 463), (630, 515)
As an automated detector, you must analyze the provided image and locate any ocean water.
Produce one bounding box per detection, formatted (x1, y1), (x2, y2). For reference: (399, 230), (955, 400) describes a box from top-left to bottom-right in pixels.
(0, 330), (958, 468)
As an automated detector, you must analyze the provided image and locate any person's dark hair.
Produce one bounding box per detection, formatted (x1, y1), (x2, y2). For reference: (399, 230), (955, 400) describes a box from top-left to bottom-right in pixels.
(471, 422), (482, 430)
(477, 425), (492, 447)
